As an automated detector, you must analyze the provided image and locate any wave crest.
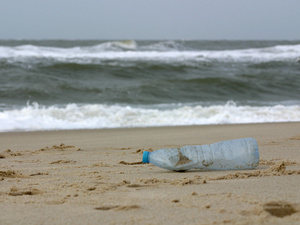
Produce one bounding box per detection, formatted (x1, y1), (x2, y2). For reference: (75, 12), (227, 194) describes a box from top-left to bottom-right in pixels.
(1, 42), (300, 65)
(1, 102), (300, 132)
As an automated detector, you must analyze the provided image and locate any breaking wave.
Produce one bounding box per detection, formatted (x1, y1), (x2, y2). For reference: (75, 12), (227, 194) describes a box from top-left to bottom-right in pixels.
(1, 101), (300, 132)
(0, 41), (299, 67)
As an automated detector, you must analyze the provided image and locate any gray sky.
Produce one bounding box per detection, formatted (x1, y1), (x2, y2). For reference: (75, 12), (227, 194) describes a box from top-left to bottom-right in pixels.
(1, 0), (300, 40)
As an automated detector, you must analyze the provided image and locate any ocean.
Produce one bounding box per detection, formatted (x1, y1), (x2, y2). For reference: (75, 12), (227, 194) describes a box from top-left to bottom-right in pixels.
(0, 40), (300, 132)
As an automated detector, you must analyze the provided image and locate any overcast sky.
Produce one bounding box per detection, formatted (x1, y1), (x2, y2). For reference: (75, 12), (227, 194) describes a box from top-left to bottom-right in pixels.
(1, 0), (300, 40)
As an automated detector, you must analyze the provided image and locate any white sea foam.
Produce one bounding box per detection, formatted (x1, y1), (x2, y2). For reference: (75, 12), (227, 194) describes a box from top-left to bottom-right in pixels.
(1, 102), (300, 132)
(0, 43), (300, 64)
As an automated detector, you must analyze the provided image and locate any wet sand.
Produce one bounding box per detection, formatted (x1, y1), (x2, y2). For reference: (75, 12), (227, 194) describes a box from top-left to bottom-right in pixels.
(0, 122), (300, 225)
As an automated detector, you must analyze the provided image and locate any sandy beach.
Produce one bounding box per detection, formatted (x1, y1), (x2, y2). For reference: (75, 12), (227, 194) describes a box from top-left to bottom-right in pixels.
(0, 122), (300, 225)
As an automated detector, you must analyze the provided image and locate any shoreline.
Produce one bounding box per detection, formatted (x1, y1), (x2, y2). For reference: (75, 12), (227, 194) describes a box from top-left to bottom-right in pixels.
(1, 122), (300, 224)
(2, 120), (299, 132)
(1, 121), (300, 152)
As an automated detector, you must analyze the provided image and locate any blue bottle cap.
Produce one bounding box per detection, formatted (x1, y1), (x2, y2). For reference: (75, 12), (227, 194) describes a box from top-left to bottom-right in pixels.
(142, 151), (150, 163)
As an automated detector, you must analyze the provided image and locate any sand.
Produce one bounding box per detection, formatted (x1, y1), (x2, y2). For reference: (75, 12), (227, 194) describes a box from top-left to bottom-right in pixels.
(0, 122), (300, 225)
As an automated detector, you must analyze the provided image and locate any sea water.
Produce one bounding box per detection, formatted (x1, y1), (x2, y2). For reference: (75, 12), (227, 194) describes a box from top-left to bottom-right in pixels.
(0, 40), (300, 131)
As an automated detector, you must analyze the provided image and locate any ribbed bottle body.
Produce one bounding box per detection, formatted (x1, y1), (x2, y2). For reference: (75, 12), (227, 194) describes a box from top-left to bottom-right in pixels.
(145, 138), (259, 171)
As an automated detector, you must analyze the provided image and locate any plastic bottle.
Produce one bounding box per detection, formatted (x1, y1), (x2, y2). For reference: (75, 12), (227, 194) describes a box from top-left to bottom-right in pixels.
(142, 138), (259, 171)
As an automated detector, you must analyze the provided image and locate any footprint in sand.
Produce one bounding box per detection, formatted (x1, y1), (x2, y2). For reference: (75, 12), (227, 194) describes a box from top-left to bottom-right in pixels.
(289, 135), (300, 141)
(0, 170), (25, 178)
(0, 149), (22, 158)
(8, 187), (42, 196)
(50, 160), (76, 164)
(94, 205), (140, 211)
(263, 201), (297, 218)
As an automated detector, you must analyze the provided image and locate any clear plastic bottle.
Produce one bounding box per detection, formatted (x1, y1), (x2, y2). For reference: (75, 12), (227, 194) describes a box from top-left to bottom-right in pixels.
(142, 138), (259, 171)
